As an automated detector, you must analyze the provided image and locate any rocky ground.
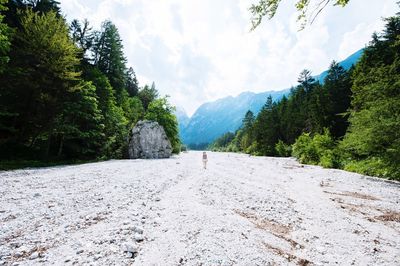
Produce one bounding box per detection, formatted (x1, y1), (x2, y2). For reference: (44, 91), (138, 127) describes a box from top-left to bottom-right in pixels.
(0, 151), (399, 265)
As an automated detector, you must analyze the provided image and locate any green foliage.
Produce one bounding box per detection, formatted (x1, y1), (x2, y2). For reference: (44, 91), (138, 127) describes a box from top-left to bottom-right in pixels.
(292, 133), (317, 164)
(180, 144), (187, 152)
(92, 20), (128, 103)
(139, 83), (159, 110)
(144, 97), (181, 154)
(0, 0), (10, 72)
(0, 9), (81, 158)
(253, 96), (280, 155)
(343, 157), (396, 179)
(250, 0), (350, 30)
(80, 65), (128, 158)
(275, 140), (291, 157)
(209, 132), (235, 151)
(292, 130), (338, 168)
(0, 4), (150, 162)
(53, 81), (104, 158)
(340, 12), (400, 180)
(245, 141), (260, 155)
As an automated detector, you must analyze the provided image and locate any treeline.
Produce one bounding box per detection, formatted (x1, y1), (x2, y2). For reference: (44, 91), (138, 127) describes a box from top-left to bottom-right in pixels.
(0, 0), (180, 163)
(210, 10), (400, 180)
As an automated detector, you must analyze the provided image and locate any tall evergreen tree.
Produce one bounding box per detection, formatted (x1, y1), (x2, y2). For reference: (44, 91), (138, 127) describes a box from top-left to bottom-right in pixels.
(125, 67), (139, 97)
(341, 10), (400, 179)
(139, 83), (159, 110)
(0, 9), (80, 157)
(70, 19), (93, 58)
(254, 96), (280, 155)
(92, 20), (127, 102)
(324, 61), (352, 138)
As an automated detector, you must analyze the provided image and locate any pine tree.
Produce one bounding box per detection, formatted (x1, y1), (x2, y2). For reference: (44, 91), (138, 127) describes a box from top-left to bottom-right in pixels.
(341, 11), (400, 179)
(324, 61), (352, 138)
(139, 84), (159, 110)
(0, 9), (80, 157)
(92, 20), (127, 102)
(254, 96), (280, 155)
(125, 67), (139, 97)
(70, 19), (94, 58)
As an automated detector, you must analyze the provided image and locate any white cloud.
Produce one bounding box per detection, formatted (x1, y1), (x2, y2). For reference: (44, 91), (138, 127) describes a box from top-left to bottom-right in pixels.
(59, 0), (398, 116)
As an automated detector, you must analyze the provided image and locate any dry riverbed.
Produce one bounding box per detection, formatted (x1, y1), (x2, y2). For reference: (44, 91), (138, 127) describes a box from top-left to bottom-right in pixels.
(1, 151), (399, 265)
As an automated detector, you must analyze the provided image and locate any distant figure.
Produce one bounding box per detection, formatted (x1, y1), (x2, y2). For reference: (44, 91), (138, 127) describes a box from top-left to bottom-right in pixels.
(202, 152), (208, 169)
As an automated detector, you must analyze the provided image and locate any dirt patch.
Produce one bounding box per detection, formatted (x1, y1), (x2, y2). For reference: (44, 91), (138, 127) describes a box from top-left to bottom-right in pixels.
(374, 211), (400, 222)
(234, 209), (291, 235)
(323, 190), (379, 201)
(263, 242), (312, 265)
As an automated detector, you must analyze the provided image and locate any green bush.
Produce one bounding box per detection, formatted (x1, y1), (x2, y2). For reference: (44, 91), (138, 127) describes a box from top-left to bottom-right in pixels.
(292, 129), (340, 168)
(275, 140), (292, 157)
(292, 133), (318, 164)
(344, 157), (399, 180)
(246, 141), (261, 156)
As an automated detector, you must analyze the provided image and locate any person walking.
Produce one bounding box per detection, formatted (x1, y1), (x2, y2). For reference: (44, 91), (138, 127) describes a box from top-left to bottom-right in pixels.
(202, 152), (208, 169)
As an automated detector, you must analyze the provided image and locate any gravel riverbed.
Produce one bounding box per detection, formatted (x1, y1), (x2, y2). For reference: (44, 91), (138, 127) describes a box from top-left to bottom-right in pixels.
(1, 151), (399, 265)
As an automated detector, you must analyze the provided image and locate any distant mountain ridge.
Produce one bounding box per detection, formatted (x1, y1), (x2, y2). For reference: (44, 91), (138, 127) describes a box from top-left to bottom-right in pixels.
(178, 49), (364, 147)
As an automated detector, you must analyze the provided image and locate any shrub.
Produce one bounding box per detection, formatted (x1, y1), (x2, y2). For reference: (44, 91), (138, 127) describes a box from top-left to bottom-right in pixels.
(292, 133), (318, 164)
(292, 129), (339, 168)
(275, 140), (292, 157)
(246, 141), (260, 155)
(344, 157), (400, 180)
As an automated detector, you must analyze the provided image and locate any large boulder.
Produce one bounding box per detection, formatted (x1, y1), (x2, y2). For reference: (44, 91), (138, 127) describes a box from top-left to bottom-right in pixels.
(128, 120), (172, 159)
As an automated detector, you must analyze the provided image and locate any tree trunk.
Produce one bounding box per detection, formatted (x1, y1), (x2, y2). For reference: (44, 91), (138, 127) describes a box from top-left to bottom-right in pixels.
(57, 135), (64, 158)
(45, 134), (52, 159)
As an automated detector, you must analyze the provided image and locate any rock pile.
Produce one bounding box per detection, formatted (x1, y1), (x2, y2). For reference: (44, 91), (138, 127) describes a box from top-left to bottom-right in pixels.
(128, 120), (172, 159)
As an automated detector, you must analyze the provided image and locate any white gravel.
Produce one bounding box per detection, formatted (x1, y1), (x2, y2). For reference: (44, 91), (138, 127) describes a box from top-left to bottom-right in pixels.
(0, 151), (399, 265)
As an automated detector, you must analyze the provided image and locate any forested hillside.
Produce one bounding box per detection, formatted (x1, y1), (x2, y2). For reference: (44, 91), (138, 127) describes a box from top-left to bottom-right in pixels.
(180, 49), (362, 149)
(210, 10), (400, 180)
(0, 0), (180, 165)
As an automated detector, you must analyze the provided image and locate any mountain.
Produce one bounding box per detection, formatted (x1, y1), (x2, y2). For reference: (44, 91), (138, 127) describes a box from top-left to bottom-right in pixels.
(179, 49), (364, 147)
(314, 49), (364, 83)
(174, 107), (190, 137)
(181, 90), (289, 146)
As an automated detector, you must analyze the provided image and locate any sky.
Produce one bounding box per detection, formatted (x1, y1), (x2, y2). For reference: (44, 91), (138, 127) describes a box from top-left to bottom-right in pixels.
(60, 0), (398, 116)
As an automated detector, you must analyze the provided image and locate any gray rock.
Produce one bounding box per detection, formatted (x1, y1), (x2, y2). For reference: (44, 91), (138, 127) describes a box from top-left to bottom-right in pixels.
(133, 226), (144, 234)
(134, 233), (144, 242)
(128, 120), (172, 159)
(121, 242), (138, 253)
(29, 252), (39, 260)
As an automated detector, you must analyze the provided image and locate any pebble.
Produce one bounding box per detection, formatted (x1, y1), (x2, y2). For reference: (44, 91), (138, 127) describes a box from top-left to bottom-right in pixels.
(121, 242), (138, 253)
(125, 252), (133, 258)
(134, 234), (144, 242)
(29, 252), (39, 260)
(76, 249), (84, 254)
(14, 251), (23, 258)
(133, 226), (144, 234)
(110, 245), (119, 253)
